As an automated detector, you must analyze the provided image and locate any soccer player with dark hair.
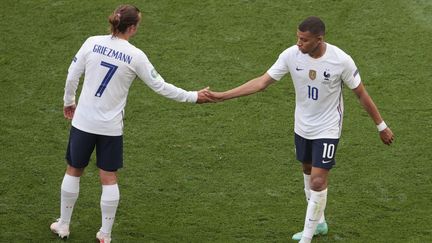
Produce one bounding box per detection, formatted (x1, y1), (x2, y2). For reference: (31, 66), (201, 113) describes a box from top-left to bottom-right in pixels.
(207, 16), (394, 242)
(50, 4), (212, 242)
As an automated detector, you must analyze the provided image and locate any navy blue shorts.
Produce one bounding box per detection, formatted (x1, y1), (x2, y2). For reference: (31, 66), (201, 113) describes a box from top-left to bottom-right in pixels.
(294, 133), (339, 170)
(65, 126), (123, 172)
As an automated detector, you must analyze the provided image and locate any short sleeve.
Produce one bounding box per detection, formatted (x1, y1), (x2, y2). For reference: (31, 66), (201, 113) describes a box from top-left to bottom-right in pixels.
(341, 55), (361, 89)
(267, 49), (291, 81)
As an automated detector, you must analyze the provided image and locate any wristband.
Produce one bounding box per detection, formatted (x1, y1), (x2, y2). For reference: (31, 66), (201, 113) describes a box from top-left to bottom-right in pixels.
(376, 121), (387, 132)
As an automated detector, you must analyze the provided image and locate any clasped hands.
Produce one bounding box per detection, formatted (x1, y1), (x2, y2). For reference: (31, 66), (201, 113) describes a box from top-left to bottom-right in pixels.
(196, 87), (224, 104)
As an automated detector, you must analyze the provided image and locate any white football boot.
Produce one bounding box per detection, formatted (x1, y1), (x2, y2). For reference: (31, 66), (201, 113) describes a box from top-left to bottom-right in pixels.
(50, 219), (70, 239)
(96, 231), (112, 243)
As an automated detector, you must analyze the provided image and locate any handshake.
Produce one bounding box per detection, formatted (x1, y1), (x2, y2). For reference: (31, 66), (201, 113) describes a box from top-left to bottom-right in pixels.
(196, 87), (224, 104)
(194, 74), (273, 104)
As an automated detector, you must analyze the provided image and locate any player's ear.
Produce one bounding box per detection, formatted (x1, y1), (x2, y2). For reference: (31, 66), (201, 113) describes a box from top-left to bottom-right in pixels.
(128, 25), (137, 34)
(317, 35), (324, 44)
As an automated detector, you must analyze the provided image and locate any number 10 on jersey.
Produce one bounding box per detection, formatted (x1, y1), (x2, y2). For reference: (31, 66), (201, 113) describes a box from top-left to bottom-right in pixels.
(307, 85), (318, 100)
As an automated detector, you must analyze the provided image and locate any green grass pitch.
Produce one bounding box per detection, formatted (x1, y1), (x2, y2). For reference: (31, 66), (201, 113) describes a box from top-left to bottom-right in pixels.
(0, 0), (431, 242)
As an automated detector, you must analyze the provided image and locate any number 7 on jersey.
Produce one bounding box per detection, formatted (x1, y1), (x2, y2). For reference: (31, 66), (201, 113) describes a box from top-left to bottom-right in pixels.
(95, 61), (118, 97)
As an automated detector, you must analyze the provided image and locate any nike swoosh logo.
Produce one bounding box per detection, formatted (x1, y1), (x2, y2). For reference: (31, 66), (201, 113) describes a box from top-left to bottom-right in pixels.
(296, 67), (304, 71)
(322, 160), (332, 164)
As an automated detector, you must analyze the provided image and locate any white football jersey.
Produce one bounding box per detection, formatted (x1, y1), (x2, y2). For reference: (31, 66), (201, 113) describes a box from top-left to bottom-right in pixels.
(267, 43), (361, 139)
(64, 35), (197, 136)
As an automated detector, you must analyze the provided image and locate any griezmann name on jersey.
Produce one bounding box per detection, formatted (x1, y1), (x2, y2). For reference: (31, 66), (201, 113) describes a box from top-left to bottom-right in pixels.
(92, 44), (133, 64)
(64, 35), (197, 136)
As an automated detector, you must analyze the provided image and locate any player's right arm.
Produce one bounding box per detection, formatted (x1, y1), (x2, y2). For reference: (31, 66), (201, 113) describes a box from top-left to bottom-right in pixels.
(63, 38), (90, 119)
(207, 48), (291, 102)
(208, 73), (276, 101)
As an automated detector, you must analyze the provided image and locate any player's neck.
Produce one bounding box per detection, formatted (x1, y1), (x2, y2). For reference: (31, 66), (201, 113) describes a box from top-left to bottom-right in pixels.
(309, 42), (326, 59)
(116, 33), (130, 41)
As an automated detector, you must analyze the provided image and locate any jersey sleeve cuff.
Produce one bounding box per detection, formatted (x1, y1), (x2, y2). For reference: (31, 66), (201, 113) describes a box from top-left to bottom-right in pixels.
(267, 71), (281, 81)
(63, 97), (75, 107)
(350, 78), (361, 90)
(190, 91), (198, 103)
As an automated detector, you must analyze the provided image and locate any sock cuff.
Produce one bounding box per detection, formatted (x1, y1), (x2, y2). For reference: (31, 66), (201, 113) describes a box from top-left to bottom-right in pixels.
(101, 200), (119, 207)
(304, 188), (311, 197)
(303, 173), (311, 190)
(101, 184), (120, 201)
(310, 188), (328, 197)
(61, 174), (80, 193)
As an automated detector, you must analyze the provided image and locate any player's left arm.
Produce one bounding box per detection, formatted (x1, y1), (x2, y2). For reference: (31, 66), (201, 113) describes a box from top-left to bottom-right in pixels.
(352, 82), (394, 145)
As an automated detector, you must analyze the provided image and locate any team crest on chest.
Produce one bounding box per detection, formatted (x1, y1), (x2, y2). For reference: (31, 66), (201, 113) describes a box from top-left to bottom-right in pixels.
(324, 69), (331, 81)
(309, 70), (317, 80)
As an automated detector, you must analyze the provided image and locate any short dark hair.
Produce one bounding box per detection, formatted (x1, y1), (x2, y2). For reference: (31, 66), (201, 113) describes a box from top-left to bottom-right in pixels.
(298, 16), (325, 36)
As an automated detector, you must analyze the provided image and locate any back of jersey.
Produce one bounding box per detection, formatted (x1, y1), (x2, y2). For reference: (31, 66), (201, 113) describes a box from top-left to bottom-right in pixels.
(67, 35), (140, 136)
